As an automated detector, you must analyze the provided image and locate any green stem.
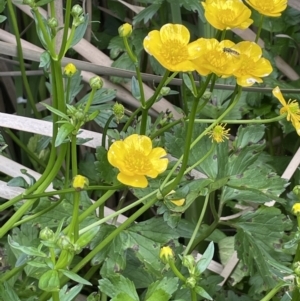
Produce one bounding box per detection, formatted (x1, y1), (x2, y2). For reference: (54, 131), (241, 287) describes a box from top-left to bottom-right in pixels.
(168, 260), (186, 282)
(65, 76), (71, 104)
(260, 282), (285, 301)
(184, 193), (210, 255)
(255, 15), (264, 44)
(0, 264), (25, 283)
(40, 196), (159, 301)
(62, 25), (76, 59)
(4, 128), (46, 169)
(150, 119), (183, 140)
(291, 216), (300, 300)
(83, 88), (96, 114)
(194, 115), (285, 124)
(13, 198), (63, 227)
(6, 0), (41, 118)
(122, 106), (142, 132)
(0, 144), (67, 238)
(52, 291), (60, 301)
(71, 135), (77, 177)
(191, 289), (197, 301)
(58, 0), (72, 60)
(102, 115), (114, 147)
(68, 192), (80, 242)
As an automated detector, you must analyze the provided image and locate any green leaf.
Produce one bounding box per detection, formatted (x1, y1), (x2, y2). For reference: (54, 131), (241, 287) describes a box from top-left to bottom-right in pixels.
(145, 277), (178, 301)
(0, 282), (21, 300)
(36, 0), (54, 6)
(60, 269), (92, 286)
(133, 2), (163, 25)
(52, 284), (83, 301)
(182, 73), (196, 96)
(95, 146), (119, 184)
(31, 9), (51, 50)
(98, 275), (139, 301)
(194, 286), (213, 300)
(69, 14), (89, 49)
(110, 53), (135, 84)
(131, 76), (141, 100)
(234, 207), (293, 289)
(65, 71), (83, 104)
(38, 270), (60, 292)
(55, 123), (75, 147)
(7, 176), (29, 188)
(76, 226), (100, 248)
(218, 236), (248, 285)
(8, 235), (47, 258)
(195, 241), (214, 275)
(39, 51), (51, 68)
(42, 103), (69, 120)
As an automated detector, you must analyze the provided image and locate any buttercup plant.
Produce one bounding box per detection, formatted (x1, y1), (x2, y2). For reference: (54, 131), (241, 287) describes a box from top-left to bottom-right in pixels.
(0, 1), (300, 301)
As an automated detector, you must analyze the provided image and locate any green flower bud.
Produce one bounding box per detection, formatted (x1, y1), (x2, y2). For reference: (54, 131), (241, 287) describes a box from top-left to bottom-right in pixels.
(182, 254), (195, 272)
(160, 87), (171, 96)
(71, 4), (83, 17)
(159, 246), (174, 264)
(293, 262), (300, 276)
(113, 102), (124, 123)
(47, 17), (58, 29)
(74, 110), (85, 122)
(185, 276), (197, 289)
(39, 227), (54, 240)
(57, 235), (74, 251)
(202, 91), (212, 101)
(89, 76), (103, 90)
(118, 23), (132, 38)
(293, 186), (300, 198)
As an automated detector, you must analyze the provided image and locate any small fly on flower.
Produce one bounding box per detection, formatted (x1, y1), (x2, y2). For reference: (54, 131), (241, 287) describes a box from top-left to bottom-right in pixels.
(223, 47), (240, 56)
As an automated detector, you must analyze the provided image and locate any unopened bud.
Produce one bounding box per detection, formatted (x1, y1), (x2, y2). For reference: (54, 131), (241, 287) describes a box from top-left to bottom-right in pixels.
(113, 102), (124, 123)
(292, 203), (300, 216)
(202, 91), (212, 101)
(39, 227), (54, 240)
(57, 235), (74, 251)
(186, 277), (197, 288)
(159, 246), (174, 263)
(293, 186), (300, 198)
(73, 175), (89, 190)
(47, 17), (58, 29)
(160, 87), (171, 96)
(89, 76), (103, 90)
(71, 5), (83, 18)
(64, 63), (77, 77)
(118, 23), (132, 38)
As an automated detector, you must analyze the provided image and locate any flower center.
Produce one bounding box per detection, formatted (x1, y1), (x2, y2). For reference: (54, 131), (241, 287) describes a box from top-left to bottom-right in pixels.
(160, 40), (189, 65)
(218, 9), (236, 23)
(205, 50), (228, 69)
(124, 149), (152, 175)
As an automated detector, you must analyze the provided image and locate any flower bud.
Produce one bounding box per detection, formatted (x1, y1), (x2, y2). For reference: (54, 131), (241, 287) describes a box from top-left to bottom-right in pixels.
(182, 254), (195, 272)
(73, 175), (89, 190)
(118, 23), (132, 38)
(202, 90), (212, 101)
(39, 227), (54, 240)
(186, 276), (197, 289)
(47, 17), (58, 29)
(113, 102), (124, 123)
(160, 87), (171, 97)
(159, 246), (174, 263)
(293, 186), (300, 198)
(293, 262), (300, 276)
(89, 76), (103, 90)
(64, 63), (77, 77)
(292, 203), (300, 216)
(57, 235), (74, 251)
(71, 4), (83, 18)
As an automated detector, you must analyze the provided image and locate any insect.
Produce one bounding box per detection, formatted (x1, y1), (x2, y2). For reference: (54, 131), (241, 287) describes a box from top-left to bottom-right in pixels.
(223, 47), (240, 56)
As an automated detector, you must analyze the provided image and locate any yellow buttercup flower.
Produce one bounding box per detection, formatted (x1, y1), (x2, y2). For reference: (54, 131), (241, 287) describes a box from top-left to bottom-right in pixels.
(73, 175), (89, 190)
(208, 124), (230, 143)
(143, 24), (202, 72)
(202, 0), (253, 30)
(245, 0), (287, 17)
(192, 39), (241, 77)
(107, 134), (168, 188)
(272, 87), (300, 136)
(233, 41), (273, 87)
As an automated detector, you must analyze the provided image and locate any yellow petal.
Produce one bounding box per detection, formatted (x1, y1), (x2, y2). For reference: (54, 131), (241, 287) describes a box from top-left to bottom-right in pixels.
(117, 173), (148, 188)
(107, 140), (126, 168)
(143, 31), (163, 56)
(272, 86), (287, 106)
(160, 23), (190, 45)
